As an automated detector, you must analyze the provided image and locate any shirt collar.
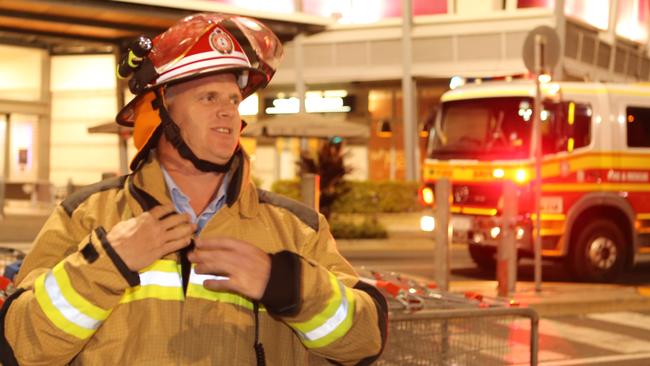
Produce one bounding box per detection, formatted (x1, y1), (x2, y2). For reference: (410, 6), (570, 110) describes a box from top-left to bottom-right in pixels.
(159, 164), (230, 222)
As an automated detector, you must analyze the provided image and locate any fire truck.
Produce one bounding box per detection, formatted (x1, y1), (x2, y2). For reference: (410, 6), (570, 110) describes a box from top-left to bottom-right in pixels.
(420, 80), (650, 282)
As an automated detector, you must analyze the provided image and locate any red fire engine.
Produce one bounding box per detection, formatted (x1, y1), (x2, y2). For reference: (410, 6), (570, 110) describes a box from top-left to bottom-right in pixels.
(420, 81), (650, 282)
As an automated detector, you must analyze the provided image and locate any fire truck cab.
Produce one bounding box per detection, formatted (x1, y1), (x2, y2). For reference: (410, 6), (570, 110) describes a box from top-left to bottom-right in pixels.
(421, 81), (650, 282)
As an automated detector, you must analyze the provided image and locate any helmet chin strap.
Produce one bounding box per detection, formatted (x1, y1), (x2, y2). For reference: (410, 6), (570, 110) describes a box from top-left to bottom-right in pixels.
(154, 89), (236, 173)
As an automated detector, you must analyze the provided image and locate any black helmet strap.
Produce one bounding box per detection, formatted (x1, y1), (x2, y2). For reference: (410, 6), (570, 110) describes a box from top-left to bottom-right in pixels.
(153, 89), (236, 173)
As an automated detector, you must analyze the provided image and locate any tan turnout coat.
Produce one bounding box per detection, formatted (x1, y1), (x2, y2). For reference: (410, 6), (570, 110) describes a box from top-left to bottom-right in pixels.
(2, 152), (385, 365)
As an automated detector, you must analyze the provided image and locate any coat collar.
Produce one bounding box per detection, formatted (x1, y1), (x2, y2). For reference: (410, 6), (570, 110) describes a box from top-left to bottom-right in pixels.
(125, 149), (259, 219)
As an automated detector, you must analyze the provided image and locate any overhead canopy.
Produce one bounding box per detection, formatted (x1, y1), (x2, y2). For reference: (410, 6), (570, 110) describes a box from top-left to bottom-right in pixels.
(242, 114), (370, 139)
(0, 0), (330, 53)
(88, 122), (131, 136)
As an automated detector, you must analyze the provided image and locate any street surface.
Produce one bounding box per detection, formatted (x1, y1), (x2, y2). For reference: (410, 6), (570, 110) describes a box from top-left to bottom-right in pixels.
(343, 240), (650, 285)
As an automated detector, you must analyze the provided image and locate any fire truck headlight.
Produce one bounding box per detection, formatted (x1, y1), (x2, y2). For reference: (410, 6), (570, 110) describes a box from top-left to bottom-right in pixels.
(515, 169), (528, 183)
(490, 227), (501, 238)
(420, 216), (435, 232)
(516, 227), (525, 240)
(422, 187), (434, 205)
(493, 168), (505, 179)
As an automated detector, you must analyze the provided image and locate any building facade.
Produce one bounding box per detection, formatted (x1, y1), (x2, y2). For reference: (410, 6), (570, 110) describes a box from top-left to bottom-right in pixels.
(1, 0), (649, 196)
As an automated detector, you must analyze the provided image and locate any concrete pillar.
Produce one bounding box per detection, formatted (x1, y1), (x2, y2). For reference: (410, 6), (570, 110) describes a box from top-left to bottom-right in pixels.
(402, 0), (417, 181)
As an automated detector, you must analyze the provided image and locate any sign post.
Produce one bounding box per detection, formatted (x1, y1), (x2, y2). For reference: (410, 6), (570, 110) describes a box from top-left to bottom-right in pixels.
(523, 26), (560, 292)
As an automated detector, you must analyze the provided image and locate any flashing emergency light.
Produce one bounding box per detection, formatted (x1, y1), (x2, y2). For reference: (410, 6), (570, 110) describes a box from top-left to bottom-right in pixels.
(420, 216), (435, 232)
(492, 168), (505, 178)
(516, 227), (525, 240)
(449, 76), (465, 90)
(515, 168), (528, 183)
(538, 74), (552, 83)
(422, 187), (434, 205)
(490, 227), (501, 239)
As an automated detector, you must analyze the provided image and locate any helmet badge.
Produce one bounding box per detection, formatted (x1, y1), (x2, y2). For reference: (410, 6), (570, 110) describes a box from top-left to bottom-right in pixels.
(209, 28), (234, 55)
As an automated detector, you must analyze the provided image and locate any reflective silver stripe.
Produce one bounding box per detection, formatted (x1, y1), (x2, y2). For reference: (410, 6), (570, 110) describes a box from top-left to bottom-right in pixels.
(44, 273), (101, 330)
(189, 268), (229, 284)
(139, 271), (183, 287)
(300, 280), (349, 341)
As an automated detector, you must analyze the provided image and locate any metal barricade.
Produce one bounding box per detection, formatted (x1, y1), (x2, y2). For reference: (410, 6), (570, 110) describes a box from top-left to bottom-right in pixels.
(359, 269), (539, 365)
(380, 307), (538, 365)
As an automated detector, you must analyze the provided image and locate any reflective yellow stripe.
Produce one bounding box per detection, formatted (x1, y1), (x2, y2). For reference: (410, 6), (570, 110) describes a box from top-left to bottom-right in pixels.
(120, 285), (184, 303)
(34, 274), (96, 339)
(301, 287), (355, 349)
(543, 183), (650, 192)
(51, 262), (109, 321)
(289, 273), (355, 348)
(120, 259), (184, 303)
(186, 283), (256, 310)
(141, 259), (179, 273)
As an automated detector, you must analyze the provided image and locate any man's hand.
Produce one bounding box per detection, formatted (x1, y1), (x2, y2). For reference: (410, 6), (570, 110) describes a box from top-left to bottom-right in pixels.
(187, 238), (271, 300)
(108, 205), (196, 271)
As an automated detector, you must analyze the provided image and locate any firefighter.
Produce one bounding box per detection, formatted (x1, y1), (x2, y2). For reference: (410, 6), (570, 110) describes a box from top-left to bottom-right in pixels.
(0, 13), (387, 365)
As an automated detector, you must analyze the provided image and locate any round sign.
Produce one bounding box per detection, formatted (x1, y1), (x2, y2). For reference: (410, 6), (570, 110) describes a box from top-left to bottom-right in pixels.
(522, 25), (560, 74)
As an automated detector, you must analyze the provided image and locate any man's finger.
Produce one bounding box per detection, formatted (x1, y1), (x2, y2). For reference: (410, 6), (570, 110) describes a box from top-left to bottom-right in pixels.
(162, 237), (193, 254)
(159, 212), (191, 230)
(164, 223), (195, 242)
(203, 279), (234, 293)
(194, 237), (240, 251)
(149, 204), (176, 220)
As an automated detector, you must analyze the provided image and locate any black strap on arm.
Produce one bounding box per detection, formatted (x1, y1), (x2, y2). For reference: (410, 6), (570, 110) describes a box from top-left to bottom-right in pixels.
(0, 288), (27, 366)
(351, 281), (389, 366)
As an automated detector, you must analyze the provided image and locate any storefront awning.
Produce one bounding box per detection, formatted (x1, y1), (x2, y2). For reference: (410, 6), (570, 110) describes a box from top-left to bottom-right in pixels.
(87, 122), (132, 137)
(242, 114), (369, 139)
(0, 0), (330, 52)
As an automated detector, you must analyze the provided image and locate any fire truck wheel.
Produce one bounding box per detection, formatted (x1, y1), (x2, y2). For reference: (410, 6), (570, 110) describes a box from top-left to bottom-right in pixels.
(571, 219), (627, 282)
(468, 245), (497, 272)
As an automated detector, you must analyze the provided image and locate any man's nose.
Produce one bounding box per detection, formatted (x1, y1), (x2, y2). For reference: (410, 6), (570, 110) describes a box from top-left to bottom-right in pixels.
(216, 102), (236, 118)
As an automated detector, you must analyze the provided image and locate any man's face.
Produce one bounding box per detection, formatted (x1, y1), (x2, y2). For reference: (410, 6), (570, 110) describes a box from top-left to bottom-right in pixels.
(166, 73), (242, 165)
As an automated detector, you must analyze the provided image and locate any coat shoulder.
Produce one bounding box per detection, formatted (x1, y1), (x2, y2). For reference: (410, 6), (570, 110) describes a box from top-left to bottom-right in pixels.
(61, 176), (127, 217)
(256, 189), (319, 232)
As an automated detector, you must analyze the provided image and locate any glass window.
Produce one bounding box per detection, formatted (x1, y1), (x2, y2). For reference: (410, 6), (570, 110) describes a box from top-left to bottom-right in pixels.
(565, 0), (610, 30)
(212, 0), (294, 13)
(428, 97), (591, 160)
(302, 0), (447, 23)
(616, 0), (649, 43)
(518, 0), (554, 8)
(626, 106), (650, 148)
(0, 45), (43, 102)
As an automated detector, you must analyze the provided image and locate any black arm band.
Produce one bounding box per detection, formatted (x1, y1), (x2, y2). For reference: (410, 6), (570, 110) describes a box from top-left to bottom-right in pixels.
(94, 227), (140, 287)
(351, 281), (388, 366)
(260, 250), (302, 316)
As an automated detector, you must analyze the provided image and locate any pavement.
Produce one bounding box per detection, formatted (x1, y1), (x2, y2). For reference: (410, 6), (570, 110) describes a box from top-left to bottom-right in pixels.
(2, 208), (650, 317)
(336, 235), (650, 317)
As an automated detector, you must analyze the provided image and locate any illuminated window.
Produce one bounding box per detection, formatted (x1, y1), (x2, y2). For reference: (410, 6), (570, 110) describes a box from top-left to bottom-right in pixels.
(626, 106), (650, 148)
(301, 0), (447, 23)
(517, 0), (554, 8)
(565, 0), (610, 30)
(616, 0), (649, 43)
(211, 0), (295, 13)
(0, 45), (43, 101)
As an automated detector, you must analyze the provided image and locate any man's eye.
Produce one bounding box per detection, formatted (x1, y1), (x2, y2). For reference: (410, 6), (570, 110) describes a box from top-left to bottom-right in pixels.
(201, 95), (216, 103)
(230, 97), (241, 105)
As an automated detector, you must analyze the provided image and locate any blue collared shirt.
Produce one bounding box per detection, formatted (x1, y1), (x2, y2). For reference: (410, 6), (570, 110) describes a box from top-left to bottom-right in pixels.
(160, 165), (230, 233)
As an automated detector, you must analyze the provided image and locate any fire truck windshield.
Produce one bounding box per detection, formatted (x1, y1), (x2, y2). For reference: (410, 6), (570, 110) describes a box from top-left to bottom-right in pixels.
(428, 97), (568, 160)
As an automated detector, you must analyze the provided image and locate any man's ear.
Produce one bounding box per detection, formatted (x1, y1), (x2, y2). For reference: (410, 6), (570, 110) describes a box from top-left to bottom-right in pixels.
(240, 119), (248, 131)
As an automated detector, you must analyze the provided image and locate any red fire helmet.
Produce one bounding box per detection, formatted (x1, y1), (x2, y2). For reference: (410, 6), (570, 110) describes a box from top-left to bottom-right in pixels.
(115, 13), (283, 167)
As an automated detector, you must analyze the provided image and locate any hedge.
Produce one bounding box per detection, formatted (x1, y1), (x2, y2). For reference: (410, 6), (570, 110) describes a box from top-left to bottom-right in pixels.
(329, 215), (388, 239)
(271, 180), (420, 214)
